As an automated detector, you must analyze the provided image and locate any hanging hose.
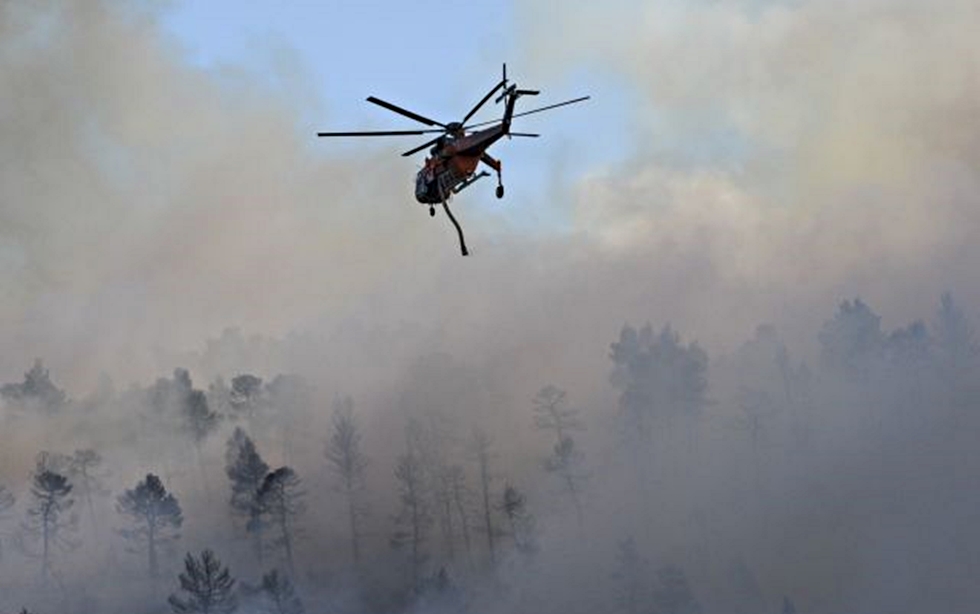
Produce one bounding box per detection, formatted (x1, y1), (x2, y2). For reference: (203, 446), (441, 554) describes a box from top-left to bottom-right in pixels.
(442, 201), (469, 256)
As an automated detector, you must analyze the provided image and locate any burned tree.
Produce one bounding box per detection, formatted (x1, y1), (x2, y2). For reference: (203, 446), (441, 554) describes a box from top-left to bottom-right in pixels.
(168, 549), (237, 614)
(225, 428), (269, 562)
(324, 396), (369, 566)
(257, 467), (306, 577)
(116, 473), (183, 579)
(23, 467), (76, 583)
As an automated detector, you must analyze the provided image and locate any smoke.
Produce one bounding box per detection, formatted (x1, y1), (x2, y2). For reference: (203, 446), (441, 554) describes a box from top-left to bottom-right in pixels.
(2, 1), (980, 613)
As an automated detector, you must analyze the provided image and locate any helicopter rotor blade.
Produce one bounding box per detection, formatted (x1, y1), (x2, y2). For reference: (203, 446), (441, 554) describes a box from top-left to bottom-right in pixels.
(465, 95), (591, 129)
(401, 135), (445, 157)
(366, 96), (445, 127)
(462, 80), (506, 126)
(317, 129), (444, 137)
(509, 132), (540, 137)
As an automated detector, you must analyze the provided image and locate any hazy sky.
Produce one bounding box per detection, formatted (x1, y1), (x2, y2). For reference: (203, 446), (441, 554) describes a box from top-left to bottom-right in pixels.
(1, 0), (979, 390)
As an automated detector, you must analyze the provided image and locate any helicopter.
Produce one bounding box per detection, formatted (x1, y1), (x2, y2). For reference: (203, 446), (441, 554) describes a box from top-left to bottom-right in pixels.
(317, 65), (589, 256)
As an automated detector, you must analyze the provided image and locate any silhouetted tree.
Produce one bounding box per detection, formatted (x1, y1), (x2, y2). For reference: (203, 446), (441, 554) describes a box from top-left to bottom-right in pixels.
(0, 484), (14, 561)
(168, 549), (237, 614)
(117, 473), (183, 579)
(498, 483), (536, 554)
(781, 596), (797, 614)
(259, 569), (304, 614)
(611, 538), (650, 614)
(447, 465), (473, 558)
(818, 298), (884, 384)
(544, 436), (587, 525)
(0, 359), (67, 412)
(469, 428), (497, 566)
(653, 565), (701, 614)
(68, 448), (109, 535)
(257, 467), (305, 577)
(531, 385), (583, 445)
(230, 374), (263, 424)
(225, 428), (269, 562)
(324, 396), (369, 566)
(609, 324), (708, 443)
(391, 449), (431, 589)
(23, 466), (76, 583)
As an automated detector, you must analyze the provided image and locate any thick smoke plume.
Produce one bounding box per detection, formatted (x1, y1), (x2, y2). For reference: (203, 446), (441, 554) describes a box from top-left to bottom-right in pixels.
(2, 1), (979, 614)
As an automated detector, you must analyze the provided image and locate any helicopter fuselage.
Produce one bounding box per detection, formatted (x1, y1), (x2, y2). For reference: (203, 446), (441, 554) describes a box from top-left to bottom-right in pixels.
(414, 124), (508, 204)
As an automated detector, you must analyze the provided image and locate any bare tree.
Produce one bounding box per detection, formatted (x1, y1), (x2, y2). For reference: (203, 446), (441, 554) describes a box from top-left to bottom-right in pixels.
(225, 428), (269, 563)
(391, 449), (431, 589)
(23, 466), (76, 583)
(116, 473), (183, 579)
(469, 428), (497, 567)
(544, 436), (587, 525)
(324, 396), (369, 566)
(168, 549), (237, 614)
(257, 467), (306, 577)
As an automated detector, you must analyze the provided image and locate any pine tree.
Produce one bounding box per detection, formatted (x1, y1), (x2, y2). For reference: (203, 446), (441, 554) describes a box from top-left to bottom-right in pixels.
(23, 466), (76, 583)
(257, 467), (306, 577)
(116, 473), (183, 578)
(225, 428), (269, 562)
(260, 569), (304, 614)
(498, 483), (536, 554)
(168, 549), (237, 614)
(611, 538), (650, 614)
(0, 359), (67, 412)
(652, 564), (701, 614)
(469, 428), (497, 567)
(391, 450), (431, 589)
(68, 448), (109, 536)
(324, 396), (369, 566)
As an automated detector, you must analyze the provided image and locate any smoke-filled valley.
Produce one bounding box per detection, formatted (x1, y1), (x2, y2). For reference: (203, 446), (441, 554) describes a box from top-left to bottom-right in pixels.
(3, 1), (980, 613)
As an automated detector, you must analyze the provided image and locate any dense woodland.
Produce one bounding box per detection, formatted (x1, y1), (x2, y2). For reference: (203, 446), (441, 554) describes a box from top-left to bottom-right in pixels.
(0, 293), (978, 614)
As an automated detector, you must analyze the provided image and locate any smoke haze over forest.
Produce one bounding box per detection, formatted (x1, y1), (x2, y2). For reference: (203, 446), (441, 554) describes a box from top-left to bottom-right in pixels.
(2, 1), (980, 613)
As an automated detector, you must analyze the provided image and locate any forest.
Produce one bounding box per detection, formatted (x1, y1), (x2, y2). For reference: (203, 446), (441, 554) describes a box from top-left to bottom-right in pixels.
(0, 293), (977, 614)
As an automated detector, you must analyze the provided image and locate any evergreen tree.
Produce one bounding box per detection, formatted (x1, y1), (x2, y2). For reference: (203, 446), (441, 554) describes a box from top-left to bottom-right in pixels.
(68, 448), (109, 535)
(168, 549), (237, 614)
(652, 565), (701, 614)
(391, 450), (431, 589)
(469, 428), (497, 567)
(116, 473), (183, 578)
(0, 359), (67, 412)
(324, 396), (369, 566)
(260, 569), (304, 614)
(23, 467), (76, 583)
(531, 385), (583, 445)
(611, 538), (650, 614)
(498, 483), (536, 554)
(257, 467), (306, 577)
(230, 374), (264, 424)
(225, 428), (269, 562)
